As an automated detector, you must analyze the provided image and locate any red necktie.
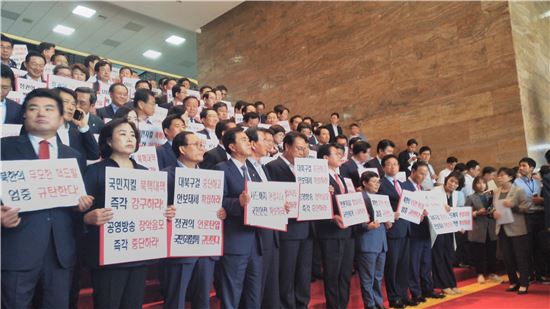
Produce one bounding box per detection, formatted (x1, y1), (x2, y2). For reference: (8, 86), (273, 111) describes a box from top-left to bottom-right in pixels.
(39, 140), (50, 159)
(417, 184), (421, 191)
(334, 174), (345, 194)
(394, 179), (402, 197)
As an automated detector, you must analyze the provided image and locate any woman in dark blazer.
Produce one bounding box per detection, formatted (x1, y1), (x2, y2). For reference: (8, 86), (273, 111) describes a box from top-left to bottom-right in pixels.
(493, 167), (530, 294)
(465, 176), (499, 284)
(83, 118), (174, 308)
(356, 171), (389, 309)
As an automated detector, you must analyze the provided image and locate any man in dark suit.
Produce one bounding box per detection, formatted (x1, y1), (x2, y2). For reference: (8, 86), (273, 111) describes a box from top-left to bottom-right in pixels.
(159, 84), (186, 110)
(377, 154), (410, 309)
(199, 120), (235, 169)
(340, 141), (371, 190)
(366, 139), (396, 177)
(311, 125), (331, 152)
(214, 127), (263, 309)
(196, 108), (219, 140)
(327, 112), (343, 143)
(316, 144), (355, 309)
(265, 131), (313, 309)
(244, 127), (281, 308)
(402, 162), (445, 303)
(156, 115), (186, 170)
(544, 150), (550, 231)
(1, 88), (93, 308)
(95, 83), (129, 120)
(75, 87), (104, 134)
(398, 138), (418, 178)
(1, 64), (23, 124)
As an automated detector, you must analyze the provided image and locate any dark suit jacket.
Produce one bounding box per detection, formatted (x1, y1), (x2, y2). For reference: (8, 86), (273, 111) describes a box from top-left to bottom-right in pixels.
(1, 134), (84, 271)
(377, 176), (410, 239)
(315, 174), (352, 239)
(327, 124), (343, 143)
(398, 151), (417, 177)
(196, 129), (212, 140)
(3, 98), (23, 124)
(401, 180), (430, 239)
(95, 105), (115, 120)
(356, 192), (388, 253)
(65, 123), (100, 160)
(365, 157), (384, 177)
(340, 159), (364, 190)
(88, 113), (104, 135)
(265, 157), (311, 240)
(214, 159), (263, 255)
(543, 173), (550, 229)
(199, 145), (227, 170)
(156, 141), (177, 170)
(83, 158), (151, 269)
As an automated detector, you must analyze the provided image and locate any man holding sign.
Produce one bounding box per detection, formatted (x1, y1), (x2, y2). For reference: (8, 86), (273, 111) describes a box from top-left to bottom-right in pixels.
(1, 89), (93, 308)
(316, 144), (355, 309)
(1, 64), (23, 124)
(214, 127), (263, 309)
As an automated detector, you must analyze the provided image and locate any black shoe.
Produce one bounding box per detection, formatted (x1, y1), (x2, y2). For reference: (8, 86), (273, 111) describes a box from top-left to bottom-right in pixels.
(506, 285), (519, 292)
(412, 296), (427, 303)
(389, 300), (406, 308)
(423, 291), (445, 299)
(517, 286), (528, 295)
(406, 298), (419, 307)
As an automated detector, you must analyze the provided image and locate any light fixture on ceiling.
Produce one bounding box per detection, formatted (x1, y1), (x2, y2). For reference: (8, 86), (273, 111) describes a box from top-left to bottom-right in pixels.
(53, 25), (75, 35)
(165, 35), (186, 45)
(72, 5), (96, 18)
(143, 50), (162, 59)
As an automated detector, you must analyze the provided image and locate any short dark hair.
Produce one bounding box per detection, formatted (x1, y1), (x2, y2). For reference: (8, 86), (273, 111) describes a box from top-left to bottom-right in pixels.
(545, 149), (550, 164)
(202, 90), (216, 101)
(215, 119), (235, 140)
(283, 131), (308, 151)
(335, 134), (348, 143)
(222, 127), (245, 155)
(109, 83), (127, 94)
(539, 165), (550, 177)
(113, 106), (137, 120)
(119, 66), (133, 75)
(297, 122), (312, 133)
(245, 127), (260, 143)
(182, 96), (199, 108)
(472, 176), (487, 191)
(71, 63), (90, 80)
(349, 137), (362, 148)
(53, 87), (76, 101)
(133, 89), (153, 108)
(418, 146), (431, 154)
(52, 52), (68, 63)
(411, 161), (429, 172)
(243, 112), (259, 123)
(453, 163), (466, 173)
(53, 64), (71, 75)
(172, 84), (184, 98)
(163, 78), (176, 87)
(482, 166), (496, 175)
(213, 102), (227, 112)
(162, 114), (183, 132)
(199, 85), (212, 94)
(216, 85), (227, 92)
(407, 138), (418, 146)
(466, 160), (480, 170)
(381, 154), (399, 167)
(352, 141), (371, 155)
(497, 167), (516, 183)
(1, 34), (14, 47)
(270, 124), (285, 135)
(37, 42), (55, 54)
(349, 123), (359, 129)
(290, 115), (302, 124)
(360, 171), (380, 188)
(177, 77), (190, 85)
(1, 64), (15, 89)
(518, 157), (536, 169)
(75, 87), (97, 105)
(242, 104), (256, 114)
(200, 108), (216, 119)
(254, 101), (265, 108)
(303, 116), (314, 123)
(22, 88), (64, 116)
(84, 55), (100, 69)
(377, 139), (395, 153)
(94, 60), (112, 73)
(98, 118), (140, 158)
(234, 100), (247, 112)
(25, 51), (46, 64)
(171, 131), (195, 157)
(314, 126), (330, 137)
(330, 112), (340, 118)
(446, 156), (458, 164)
(445, 171), (464, 187)
(135, 79), (152, 90)
(317, 143), (335, 159)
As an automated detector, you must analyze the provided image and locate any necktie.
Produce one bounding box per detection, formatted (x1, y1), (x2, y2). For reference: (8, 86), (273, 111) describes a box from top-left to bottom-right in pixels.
(39, 140), (50, 159)
(416, 183), (421, 191)
(241, 165), (251, 181)
(393, 179), (402, 197)
(334, 174), (345, 194)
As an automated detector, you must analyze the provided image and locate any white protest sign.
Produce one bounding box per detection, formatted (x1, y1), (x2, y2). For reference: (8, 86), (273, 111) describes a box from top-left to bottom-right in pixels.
(336, 192), (369, 227)
(46, 74), (92, 90)
(42, 63), (54, 79)
(196, 133), (218, 152)
(187, 90), (201, 100)
(97, 81), (112, 106)
(11, 44), (28, 68)
(398, 190), (427, 224)
(101, 168), (167, 265)
(448, 207), (473, 231)
(235, 114), (243, 124)
(1, 124), (22, 137)
(396, 171), (407, 183)
(15, 77), (46, 96)
(1, 159), (86, 212)
(364, 167), (379, 176)
(308, 150), (317, 159)
(149, 106), (168, 126)
(282, 182), (299, 218)
(169, 168), (224, 257)
(278, 120), (291, 132)
(122, 77), (140, 98)
(343, 178), (356, 193)
(10, 68), (27, 77)
(139, 121), (166, 147)
(494, 199), (514, 225)
(369, 193), (395, 223)
(186, 122), (205, 133)
(425, 191), (458, 235)
(5, 91), (24, 103)
(245, 182), (288, 231)
(295, 158), (332, 220)
(131, 146), (159, 171)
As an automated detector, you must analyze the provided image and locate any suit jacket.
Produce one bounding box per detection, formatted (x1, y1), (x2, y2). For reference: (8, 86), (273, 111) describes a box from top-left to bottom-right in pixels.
(365, 157), (384, 177)
(494, 186), (529, 237)
(83, 158), (151, 269)
(377, 176), (410, 239)
(65, 123), (100, 160)
(156, 141), (178, 170)
(3, 98), (23, 124)
(327, 124), (343, 143)
(246, 160), (279, 253)
(88, 113), (104, 135)
(214, 159), (263, 255)
(96, 105), (115, 120)
(465, 193), (497, 243)
(543, 173), (550, 229)
(339, 159), (363, 190)
(401, 180), (430, 239)
(307, 135), (317, 146)
(315, 174), (352, 239)
(199, 145), (227, 170)
(398, 151), (417, 177)
(265, 157), (311, 240)
(1, 134), (84, 271)
(356, 192), (387, 253)
(196, 129), (212, 140)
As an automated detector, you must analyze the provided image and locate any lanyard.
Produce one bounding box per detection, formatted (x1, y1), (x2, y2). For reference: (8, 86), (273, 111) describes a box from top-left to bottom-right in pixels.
(521, 177), (535, 195)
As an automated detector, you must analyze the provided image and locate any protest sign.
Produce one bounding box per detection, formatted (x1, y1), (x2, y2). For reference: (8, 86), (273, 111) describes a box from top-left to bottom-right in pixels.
(494, 199), (514, 225)
(398, 190), (427, 224)
(448, 207), (473, 231)
(46, 74), (92, 90)
(295, 158), (332, 221)
(336, 192), (369, 227)
(245, 182), (288, 231)
(369, 193), (395, 223)
(131, 146), (159, 171)
(1, 124), (22, 137)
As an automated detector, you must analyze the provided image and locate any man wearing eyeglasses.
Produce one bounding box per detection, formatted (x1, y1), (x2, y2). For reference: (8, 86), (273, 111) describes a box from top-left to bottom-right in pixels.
(22, 52), (46, 82)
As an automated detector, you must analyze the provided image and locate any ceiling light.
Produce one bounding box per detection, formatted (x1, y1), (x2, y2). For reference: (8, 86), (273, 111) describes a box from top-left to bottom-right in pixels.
(72, 5), (96, 18)
(165, 35), (186, 45)
(143, 50), (161, 59)
(53, 25), (75, 36)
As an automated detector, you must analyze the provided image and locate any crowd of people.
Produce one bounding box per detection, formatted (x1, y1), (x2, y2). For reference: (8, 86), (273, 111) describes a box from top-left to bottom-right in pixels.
(2, 35), (550, 309)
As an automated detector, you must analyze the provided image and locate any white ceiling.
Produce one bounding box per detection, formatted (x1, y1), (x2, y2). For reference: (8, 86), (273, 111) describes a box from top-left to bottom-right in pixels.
(1, 1), (242, 78)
